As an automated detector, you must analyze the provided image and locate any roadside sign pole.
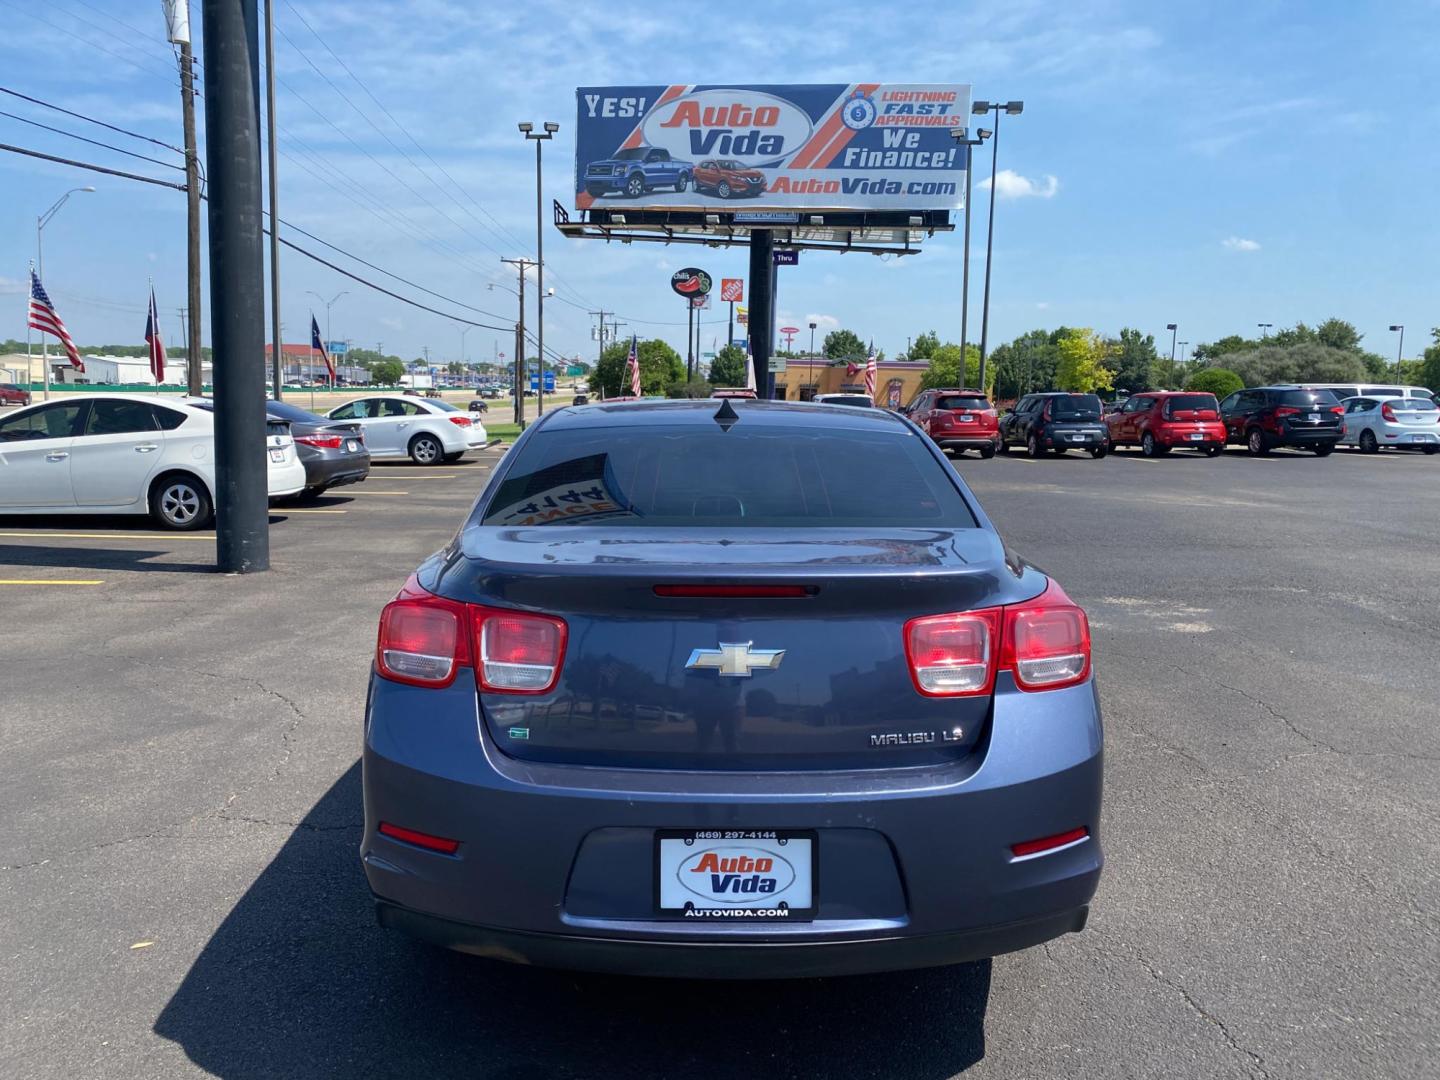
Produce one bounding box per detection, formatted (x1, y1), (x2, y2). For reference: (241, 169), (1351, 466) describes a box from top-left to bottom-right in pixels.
(727, 300), (734, 352)
(748, 230), (775, 399)
(686, 300), (694, 382)
(202, 0), (270, 572)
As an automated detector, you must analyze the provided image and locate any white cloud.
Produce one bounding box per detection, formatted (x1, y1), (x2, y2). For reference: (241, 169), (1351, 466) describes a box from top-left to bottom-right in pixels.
(978, 170), (1059, 199)
(1222, 236), (1261, 252)
(0, 276), (23, 296)
(1035, 301), (1050, 310)
(805, 314), (840, 332)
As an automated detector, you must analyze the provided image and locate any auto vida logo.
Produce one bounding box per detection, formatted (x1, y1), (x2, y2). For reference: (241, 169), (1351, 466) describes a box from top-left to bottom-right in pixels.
(643, 89), (814, 165)
(677, 846), (796, 903)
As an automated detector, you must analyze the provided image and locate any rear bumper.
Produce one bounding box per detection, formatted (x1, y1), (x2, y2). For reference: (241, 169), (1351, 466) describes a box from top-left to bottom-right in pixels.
(1277, 426), (1341, 445)
(375, 899), (1090, 979)
(1042, 428), (1106, 447)
(303, 451), (371, 490)
(1154, 426), (1225, 446)
(361, 673), (1104, 978)
(935, 434), (999, 450)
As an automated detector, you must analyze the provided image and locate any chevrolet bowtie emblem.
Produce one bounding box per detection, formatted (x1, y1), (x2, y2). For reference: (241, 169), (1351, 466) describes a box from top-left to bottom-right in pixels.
(685, 641), (785, 678)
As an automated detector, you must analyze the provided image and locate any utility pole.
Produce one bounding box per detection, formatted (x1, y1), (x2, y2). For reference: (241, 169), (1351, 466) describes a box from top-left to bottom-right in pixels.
(164, 2), (205, 395)
(201, 0), (270, 572)
(501, 257), (535, 425)
(589, 308), (611, 368)
(263, 0), (282, 398)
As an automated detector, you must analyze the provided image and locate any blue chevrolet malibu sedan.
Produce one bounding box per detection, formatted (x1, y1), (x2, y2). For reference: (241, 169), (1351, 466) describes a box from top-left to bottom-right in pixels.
(362, 398), (1103, 978)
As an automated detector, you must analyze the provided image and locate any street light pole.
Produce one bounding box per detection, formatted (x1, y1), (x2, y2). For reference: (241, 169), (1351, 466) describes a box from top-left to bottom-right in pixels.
(1178, 342), (1190, 381)
(520, 121), (558, 415)
(972, 100), (1023, 395)
(950, 126), (991, 388)
(1389, 325), (1405, 379)
(36, 186), (94, 400)
(307, 290), (348, 387)
(1166, 323), (1178, 388)
(1257, 322), (1273, 339)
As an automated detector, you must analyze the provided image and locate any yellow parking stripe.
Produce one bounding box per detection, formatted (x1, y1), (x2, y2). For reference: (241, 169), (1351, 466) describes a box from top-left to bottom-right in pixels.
(0, 531), (214, 542)
(0, 579), (104, 586)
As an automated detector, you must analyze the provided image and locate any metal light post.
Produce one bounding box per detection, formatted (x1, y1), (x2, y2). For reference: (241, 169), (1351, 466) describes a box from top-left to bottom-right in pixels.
(520, 121), (558, 414)
(950, 126), (990, 387)
(1166, 323), (1178, 388)
(36, 186), (94, 400)
(972, 100), (1023, 394)
(1389, 325), (1404, 378)
(307, 290), (348, 385)
(1178, 341), (1189, 382)
(1257, 322), (1273, 339)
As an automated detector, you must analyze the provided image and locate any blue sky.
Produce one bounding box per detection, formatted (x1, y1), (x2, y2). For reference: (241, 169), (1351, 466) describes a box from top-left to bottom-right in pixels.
(1, 0), (1437, 366)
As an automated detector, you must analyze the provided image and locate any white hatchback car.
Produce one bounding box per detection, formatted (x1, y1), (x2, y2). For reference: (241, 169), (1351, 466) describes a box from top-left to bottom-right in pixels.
(1338, 396), (1440, 455)
(0, 394), (306, 530)
(324, 394), (486, 465)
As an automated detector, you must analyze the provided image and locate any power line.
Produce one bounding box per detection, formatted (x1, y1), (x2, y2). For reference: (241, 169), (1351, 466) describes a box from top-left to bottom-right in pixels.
(0, 1), (187, 90)
(0, 141), (186, 189)
(0, 109), (185, 172)
(0, 86), (185, 155)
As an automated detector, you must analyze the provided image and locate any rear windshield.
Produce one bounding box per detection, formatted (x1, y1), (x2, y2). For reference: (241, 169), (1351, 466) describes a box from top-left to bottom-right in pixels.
(1277, 390), (1339, 406)
(480, 424), (977, 528)
(934, 395), (990, 411)
(429, 399), (460, 412)
(1388, 397), (1438, 411)
(817, 395), (874, 407)
(1164, 394), (1218, 414)
(267, 400), (325, 423)
(1047, 394), (1102, 420)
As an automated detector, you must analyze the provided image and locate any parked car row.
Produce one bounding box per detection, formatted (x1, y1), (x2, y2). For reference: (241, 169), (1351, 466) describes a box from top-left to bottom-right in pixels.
(0, 391), (493, 531)
(903, 385), (1439, 461)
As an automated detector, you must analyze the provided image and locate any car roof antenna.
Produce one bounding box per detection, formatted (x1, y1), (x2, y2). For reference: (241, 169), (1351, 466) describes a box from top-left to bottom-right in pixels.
(712, 398), (740, 432)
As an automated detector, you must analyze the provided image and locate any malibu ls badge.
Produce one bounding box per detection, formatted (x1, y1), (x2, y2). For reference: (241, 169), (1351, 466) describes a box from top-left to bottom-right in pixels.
(685, 642), (784, 678)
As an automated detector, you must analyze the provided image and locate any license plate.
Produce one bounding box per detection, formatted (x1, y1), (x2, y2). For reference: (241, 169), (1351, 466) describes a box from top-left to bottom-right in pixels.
(1070, 435), (1087, 441)
(1188, 432), (1203, 441)
(269, 448), (284, 462)
(958, 415), (974, 423)
(346, 440), (360, 452)
(655, 829), (817, 920)
(1412, 434), (1426, 443)
(1308, 413), (1320, 421)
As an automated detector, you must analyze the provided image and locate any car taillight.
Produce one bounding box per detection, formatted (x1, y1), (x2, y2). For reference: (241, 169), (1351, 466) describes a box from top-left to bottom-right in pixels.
(932, 412), (953, 430)
(1001, 581), (1091, 690)
(375, 580), (469, 687)
(474, 608), (567, 693)
(1273, 406), (1300, 419)
(295, 433), (344, 449)
(1381, 403), (1397, 422)
(448, 416), (472, 427)
(904, 610), (999, 696)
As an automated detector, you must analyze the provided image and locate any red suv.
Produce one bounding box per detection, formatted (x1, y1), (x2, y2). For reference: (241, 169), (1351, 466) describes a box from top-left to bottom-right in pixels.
(908, 388), (1000, 458)
(693, 159), (767, 199)
(1104, 391), (1226, 456)
(0, 383), (31, 406)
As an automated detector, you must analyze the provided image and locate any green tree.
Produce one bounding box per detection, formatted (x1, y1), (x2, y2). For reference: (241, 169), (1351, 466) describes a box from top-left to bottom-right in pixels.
(666, 378), (713, 398)
(1419, 328), (1440, 393)
(1054, 329), (1116, 393)
(1314, 318), (1362, 353)
(823, 329), (865, 361)
(1110, 328), (1161, 393)
(919, 343), (984, 392)
(909, 330), (941, 361)
(371, 359), (404, 385)
(708, 344), (748, 387)
(593, 338), (684, 398)
(1226, 343), (1365, 385)
(1191, 335), (1257, 364)
(1185, 368), (1244, 400)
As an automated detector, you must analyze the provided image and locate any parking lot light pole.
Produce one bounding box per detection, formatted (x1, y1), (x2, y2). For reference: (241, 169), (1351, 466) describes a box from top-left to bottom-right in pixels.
(1178, 342), (1189, 383)
(520, 122), (558, 415)
(1165, 323), (1177, 387)
(36, 186), (95, 400)
(1257, 322), (1273, 339)
(950, 127), (990, 386)
(972, 100), (1022, 395)
(307, 290), (347, 386)
(1389, 325), (1404, 378)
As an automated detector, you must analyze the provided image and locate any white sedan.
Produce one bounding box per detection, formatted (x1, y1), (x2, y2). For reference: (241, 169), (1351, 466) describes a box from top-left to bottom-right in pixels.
(0, 394), (306, 530)
(324, 394), (486, 465)
(1338, 396), (1440, 455)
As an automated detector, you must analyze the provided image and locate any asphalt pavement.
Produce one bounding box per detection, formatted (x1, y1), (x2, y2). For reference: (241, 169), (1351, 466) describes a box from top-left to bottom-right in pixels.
(0, 442), (1436, 1079)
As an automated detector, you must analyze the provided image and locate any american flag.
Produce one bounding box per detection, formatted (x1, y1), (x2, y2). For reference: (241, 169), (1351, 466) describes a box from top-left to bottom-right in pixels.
(625, 334), (642, 396)
(311, 314), (335, 381)
(864, 351), (877, 398)
(28, 270), (84, 373)
(145, 285), (166, 384)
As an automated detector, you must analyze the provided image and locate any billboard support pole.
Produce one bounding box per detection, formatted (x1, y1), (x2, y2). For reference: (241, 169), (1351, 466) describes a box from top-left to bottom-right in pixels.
(727, 300), (734, 353)
(748, 229), (774, 399)
(686, 301), (694, 382)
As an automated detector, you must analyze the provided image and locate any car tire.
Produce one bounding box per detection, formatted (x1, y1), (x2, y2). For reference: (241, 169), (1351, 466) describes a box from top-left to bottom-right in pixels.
(1026, 434), (1041, 458)
(997, 439), (1009, 455)
(149, 473), (213, 531)
(1246, 428), (1270, 456)
(675, 173), (690, 192)
(1313, 443), (1335, 457)
(443, 452), (464, 463)
(625, 173), (645, 198)
(718, 181), (732, 199)
(409, 433), (444, 465)
(979, 444), (996, 459)
(1204, 444), (1224, 457)
(1359, 430), (1379, 454)
(299, 485), (329, 501)
(1423, 446), (1438, 455)
(1090, 446), (1107, 458)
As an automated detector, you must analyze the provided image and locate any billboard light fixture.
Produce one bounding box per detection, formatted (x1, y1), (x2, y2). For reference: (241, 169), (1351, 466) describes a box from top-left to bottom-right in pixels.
(950, 127), (968, 140)
(544, 121), (560, 134)
(705, 213), (721, 225)
(1005, 101), (1025, 115)
(809, 214), (824, 225)
(908, 215), (923, 226)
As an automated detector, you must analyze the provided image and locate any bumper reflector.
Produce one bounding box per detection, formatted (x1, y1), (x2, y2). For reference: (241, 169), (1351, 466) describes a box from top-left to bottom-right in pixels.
(378, 822), (461, 854)
(1011, 826), (1089, 859)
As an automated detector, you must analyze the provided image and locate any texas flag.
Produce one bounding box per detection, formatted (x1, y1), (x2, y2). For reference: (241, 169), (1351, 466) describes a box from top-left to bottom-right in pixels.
(311, 315), (335, 381)
(144, 285), (166, 384)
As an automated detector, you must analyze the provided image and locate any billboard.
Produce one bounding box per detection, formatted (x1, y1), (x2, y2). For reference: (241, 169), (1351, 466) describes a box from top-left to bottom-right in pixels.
(576, 84), (971, 212)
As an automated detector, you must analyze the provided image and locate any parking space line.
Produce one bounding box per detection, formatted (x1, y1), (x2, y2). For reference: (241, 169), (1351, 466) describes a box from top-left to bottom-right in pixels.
(0, 531), (214, 542)
(0, 579), (105, 586)
(277, 508), (348, 514)
(345, 490), (409, 496)
(367, 473), (457, 479)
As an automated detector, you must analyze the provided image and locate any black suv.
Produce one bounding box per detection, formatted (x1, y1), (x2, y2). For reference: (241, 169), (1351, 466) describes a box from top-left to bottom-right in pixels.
(1218, 386), (1344, 455)
(999, 392), (1109, 458)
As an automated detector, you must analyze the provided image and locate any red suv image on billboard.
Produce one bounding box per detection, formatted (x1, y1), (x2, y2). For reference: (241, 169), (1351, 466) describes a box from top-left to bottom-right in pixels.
(694, 159), (767, 199)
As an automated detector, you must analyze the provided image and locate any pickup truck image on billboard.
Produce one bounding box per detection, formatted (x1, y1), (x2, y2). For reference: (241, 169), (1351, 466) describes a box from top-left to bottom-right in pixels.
(576, 83), (971, 212)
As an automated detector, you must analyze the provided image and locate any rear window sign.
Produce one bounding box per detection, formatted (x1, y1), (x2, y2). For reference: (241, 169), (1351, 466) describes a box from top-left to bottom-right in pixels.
(485, 452), (636, 526)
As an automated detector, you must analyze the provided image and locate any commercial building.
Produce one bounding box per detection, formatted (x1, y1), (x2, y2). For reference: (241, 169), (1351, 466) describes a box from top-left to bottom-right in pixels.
(768, 358), (931, 409)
